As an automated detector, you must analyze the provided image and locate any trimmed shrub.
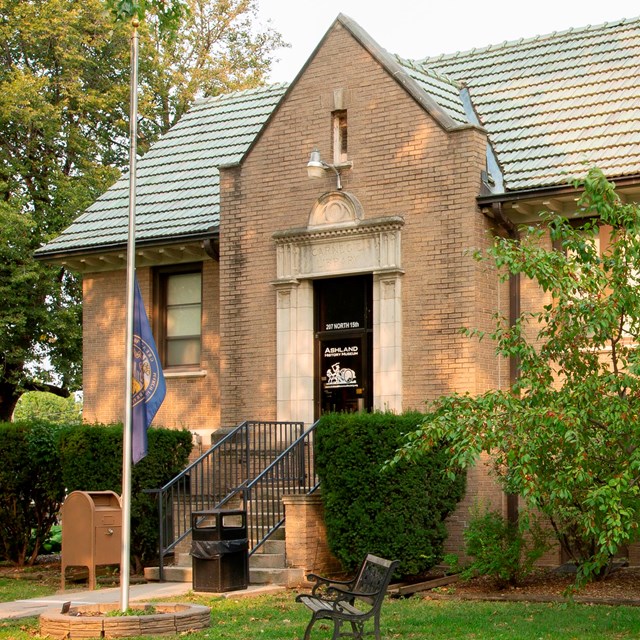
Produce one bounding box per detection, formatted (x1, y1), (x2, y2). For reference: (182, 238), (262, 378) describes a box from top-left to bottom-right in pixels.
(59, 424), (192, 571)
(315, 412), (466, 578)
(0, 420), (69, 565)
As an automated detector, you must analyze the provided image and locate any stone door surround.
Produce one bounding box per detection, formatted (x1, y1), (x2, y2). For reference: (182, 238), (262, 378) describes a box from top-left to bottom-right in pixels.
(272, 191), (404, 423)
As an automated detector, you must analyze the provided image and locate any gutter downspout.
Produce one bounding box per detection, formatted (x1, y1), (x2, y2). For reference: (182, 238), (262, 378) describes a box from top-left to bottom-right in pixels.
(203, 227), (220, 261)
(488, 203), (520, 525)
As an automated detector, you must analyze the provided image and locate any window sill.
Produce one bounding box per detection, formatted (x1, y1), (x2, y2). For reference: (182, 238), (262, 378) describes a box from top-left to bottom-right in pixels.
(164, 369), (207, 379)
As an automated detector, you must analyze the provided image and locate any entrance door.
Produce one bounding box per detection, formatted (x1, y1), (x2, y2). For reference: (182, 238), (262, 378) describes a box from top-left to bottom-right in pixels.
(315, 275), (373, 417)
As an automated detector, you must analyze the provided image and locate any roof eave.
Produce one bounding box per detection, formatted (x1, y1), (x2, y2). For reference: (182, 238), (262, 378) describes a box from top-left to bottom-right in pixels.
(478, 173), (640, 224)
(35, 228), (219, 268)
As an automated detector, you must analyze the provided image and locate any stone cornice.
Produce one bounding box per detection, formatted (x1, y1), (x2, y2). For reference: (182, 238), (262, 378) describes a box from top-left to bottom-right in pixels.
(273, 215), (405, 244)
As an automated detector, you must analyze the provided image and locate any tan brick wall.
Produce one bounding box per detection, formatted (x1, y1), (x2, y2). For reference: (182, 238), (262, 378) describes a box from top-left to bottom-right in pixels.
(80, 23), (514, 560)
(282, 494), (341, 576)
(215, 23), (509, 553)
(82, 261), (221, 434)
(219, 23), (502, 425)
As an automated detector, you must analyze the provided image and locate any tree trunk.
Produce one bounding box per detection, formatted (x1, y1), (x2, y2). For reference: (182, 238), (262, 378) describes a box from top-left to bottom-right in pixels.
(0, 380), (20, 422)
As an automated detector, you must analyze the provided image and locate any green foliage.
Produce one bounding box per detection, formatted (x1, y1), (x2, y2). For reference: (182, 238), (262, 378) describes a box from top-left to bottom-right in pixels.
(315, 412), (465, 578)
(39, 524), (62, 554)
(109, 0), (184, 27)
(0, 421), (68, 565)
(0, 421), (191, 568)
(59, 424), (192, 570)
(0, 0), (285, 420)
(394, 168), (640, 584)
(13, 392), (82, 424)
(461, 504), (550, 588)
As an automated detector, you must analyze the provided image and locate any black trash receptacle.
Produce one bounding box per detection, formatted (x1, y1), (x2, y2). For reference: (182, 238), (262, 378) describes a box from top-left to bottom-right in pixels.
(190, 509), (249, 592)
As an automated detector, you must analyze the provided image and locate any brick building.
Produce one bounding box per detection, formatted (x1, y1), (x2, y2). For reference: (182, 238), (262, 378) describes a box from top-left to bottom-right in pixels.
(37, 15), (640, 561)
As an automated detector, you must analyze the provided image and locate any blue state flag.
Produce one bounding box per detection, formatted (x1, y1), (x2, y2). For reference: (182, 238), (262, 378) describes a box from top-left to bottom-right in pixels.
(132, 277), (166, 463)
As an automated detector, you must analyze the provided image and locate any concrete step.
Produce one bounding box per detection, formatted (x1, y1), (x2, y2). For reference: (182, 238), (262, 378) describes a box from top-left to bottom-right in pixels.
(144, 565), (192, 582)
(250, 553), (285, 569)
(146, 535), (288, 585)
(144, 564), (305, 588)
(171, 539), (285, 566)
(254, 539), (285, 555)
(250, 567), (306, 588)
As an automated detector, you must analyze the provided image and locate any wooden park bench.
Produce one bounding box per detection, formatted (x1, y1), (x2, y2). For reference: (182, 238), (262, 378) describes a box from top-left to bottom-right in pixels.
(295, 554), (399, 640)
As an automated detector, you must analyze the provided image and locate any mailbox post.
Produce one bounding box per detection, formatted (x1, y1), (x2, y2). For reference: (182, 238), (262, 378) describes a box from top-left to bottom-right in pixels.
(61, 490), (122, 590)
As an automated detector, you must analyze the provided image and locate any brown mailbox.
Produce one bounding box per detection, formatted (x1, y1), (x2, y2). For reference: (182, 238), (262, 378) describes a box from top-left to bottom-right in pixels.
(61, 490), (122, 590)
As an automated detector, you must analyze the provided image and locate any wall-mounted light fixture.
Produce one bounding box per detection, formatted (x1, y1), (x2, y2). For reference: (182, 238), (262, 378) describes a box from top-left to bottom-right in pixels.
(307, 149), (350, 190)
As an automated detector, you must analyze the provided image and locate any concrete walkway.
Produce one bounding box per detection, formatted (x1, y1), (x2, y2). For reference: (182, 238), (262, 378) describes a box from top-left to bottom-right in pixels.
(0, 581), (285, 620)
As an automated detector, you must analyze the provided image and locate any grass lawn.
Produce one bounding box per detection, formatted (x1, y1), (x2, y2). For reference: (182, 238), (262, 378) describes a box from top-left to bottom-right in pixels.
(0, 576), (58, 603)
(2, 592), (640, 639)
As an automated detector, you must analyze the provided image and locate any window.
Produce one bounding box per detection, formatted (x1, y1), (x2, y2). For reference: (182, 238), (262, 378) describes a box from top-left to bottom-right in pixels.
(332, 110), (348, 165)
(157, 266), (202, 367)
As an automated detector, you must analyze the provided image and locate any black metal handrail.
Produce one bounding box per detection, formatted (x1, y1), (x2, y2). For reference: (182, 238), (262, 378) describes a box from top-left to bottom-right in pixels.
(245, 419), (319, 554)
(150, 420), (304, 580)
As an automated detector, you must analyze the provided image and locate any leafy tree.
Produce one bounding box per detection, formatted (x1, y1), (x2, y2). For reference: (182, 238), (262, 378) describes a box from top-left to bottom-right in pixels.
(393, 168), (640, 584)
(134, 0), (288, 143)
(13, 391), (82, 424)
(0, 0), (285, 420)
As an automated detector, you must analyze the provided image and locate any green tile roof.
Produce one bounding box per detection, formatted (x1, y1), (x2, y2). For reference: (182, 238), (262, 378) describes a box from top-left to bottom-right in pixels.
(417, 17), (640, 190)
(38, 15), (640, 259)
(36, 84), (287, 258)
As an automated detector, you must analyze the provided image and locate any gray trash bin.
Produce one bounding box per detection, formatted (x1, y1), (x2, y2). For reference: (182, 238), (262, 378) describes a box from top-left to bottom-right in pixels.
(190, 509), (249, 592)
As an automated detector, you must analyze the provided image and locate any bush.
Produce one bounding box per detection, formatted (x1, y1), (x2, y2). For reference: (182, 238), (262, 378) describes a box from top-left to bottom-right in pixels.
(0, 421), (192, 569)
(315, 412), (466, 578)
(40, 524), (62, 554)
(59, 424), (192, 571)
(462, 503), (550, 588)
(393, 171), (640, 584)
(0, 420), (69, 565)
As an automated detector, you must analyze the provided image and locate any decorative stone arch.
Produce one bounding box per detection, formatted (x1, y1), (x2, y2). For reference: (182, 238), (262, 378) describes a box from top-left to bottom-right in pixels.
(307, 191), (364, 227)
(272, 191), (404, 424)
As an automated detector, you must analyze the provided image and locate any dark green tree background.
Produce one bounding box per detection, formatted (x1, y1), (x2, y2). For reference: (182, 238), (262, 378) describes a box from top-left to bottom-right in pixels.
(0, 0), (285, 420)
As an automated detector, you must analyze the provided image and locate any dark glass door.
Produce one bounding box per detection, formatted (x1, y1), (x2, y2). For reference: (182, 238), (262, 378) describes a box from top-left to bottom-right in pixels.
(315, 275), (372, 417)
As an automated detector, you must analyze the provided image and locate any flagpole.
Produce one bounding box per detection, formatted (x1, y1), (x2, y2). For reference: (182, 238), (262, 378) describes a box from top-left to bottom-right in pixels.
(121, 16), (140, 612)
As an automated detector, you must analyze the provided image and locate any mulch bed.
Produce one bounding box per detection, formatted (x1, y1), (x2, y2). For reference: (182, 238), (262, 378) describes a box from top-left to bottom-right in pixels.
(416, 567), (640, 606)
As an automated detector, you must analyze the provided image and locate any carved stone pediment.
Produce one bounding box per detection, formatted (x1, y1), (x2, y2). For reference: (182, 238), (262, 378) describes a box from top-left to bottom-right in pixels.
(308, 191), (364, 228)
(273, 192), (404, 281)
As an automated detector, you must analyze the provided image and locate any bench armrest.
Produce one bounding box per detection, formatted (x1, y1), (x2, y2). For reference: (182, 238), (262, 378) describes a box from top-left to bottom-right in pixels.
(306, 573), (355, 596)
(328, 586), (377, 601)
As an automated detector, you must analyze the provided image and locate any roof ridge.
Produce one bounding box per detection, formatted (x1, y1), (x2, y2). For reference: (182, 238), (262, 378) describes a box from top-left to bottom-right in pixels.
(416, 16), (640, 65)
(192, 82), (289, 106)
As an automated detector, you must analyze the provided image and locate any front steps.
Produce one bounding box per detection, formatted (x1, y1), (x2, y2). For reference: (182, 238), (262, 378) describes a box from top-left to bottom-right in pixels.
(144, 537), (306, 588)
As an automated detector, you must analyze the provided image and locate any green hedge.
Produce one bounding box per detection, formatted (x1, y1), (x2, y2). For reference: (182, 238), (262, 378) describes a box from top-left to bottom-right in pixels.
(0, 420), (69, 565)
(315, 412), (466, 578)
(0, 420), (192, 569)
(59, 424), (192, 571)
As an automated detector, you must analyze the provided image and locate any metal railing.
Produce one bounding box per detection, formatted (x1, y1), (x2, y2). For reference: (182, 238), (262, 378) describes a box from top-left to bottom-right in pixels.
(244, 420), (319, 552)
(150, 420), (304, 580)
